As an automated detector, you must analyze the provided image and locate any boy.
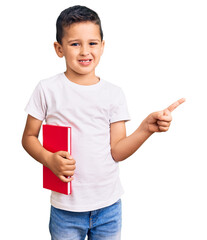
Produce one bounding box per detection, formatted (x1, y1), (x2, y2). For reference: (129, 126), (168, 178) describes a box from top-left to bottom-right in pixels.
(22, 5), (185, 240)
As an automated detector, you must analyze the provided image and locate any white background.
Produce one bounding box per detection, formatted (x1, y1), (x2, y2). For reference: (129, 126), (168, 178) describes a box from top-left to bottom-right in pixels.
(0, 0), (206, 239)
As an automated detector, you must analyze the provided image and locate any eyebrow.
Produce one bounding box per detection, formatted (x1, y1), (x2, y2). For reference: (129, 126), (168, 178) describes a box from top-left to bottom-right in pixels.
(67, 39), (101, 43)
(89, 39), (101, 42)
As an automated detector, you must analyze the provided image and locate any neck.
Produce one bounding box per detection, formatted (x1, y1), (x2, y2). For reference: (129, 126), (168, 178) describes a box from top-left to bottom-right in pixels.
(64, 70), (99, 86)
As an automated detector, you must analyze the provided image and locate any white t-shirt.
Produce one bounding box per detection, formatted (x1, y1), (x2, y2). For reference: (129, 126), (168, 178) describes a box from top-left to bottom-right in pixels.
(25, 73), (130, 212)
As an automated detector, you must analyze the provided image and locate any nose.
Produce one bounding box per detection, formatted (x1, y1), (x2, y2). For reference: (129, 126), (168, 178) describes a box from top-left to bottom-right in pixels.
(80, 44), (89, 56)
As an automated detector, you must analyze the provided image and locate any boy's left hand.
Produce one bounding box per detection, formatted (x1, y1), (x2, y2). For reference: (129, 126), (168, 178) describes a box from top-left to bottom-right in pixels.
(144, 98), (185, 133)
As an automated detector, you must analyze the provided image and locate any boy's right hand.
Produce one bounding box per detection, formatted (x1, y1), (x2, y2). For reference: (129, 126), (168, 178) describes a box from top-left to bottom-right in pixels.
(46, 151), (76, 183)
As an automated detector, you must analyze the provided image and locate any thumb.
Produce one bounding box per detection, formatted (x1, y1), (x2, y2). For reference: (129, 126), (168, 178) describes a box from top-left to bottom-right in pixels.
(163, 108), (170, 116)
(59, 176), (74, 183)
(151, 111), (164, 120)
(58, 151), (72, 159)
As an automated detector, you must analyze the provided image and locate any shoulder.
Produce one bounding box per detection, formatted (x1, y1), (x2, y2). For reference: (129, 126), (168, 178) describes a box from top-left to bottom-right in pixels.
(101, 79), (123, 96)
(40, 73), (63, 90)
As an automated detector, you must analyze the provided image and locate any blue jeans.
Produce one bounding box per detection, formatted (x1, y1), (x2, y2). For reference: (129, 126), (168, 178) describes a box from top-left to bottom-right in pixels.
(49, 199), (122, 240)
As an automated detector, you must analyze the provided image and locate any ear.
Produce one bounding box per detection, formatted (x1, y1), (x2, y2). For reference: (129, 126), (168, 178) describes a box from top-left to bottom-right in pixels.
(54, 42), (64, 58)
(100, 40), (105, 56)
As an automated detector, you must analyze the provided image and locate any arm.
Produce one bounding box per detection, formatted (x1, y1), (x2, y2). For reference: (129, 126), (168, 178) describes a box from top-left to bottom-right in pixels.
(110, 120), (152, 162)
(110, 98), (185, 162)
(22, 115), (75, 182)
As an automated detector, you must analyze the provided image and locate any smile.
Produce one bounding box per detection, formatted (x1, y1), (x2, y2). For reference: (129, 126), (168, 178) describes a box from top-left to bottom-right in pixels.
(78, 59), (92, 66)
(79, 59), (92, 62)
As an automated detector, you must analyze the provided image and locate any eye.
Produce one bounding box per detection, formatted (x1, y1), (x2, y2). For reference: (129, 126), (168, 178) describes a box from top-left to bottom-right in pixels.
(89, 42), (98, 46)
(71, 43), (79, 46)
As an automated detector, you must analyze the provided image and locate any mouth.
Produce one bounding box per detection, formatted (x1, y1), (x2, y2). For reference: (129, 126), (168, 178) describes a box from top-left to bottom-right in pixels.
(78, 59), (92, 63)
(78, 59), (92, 66)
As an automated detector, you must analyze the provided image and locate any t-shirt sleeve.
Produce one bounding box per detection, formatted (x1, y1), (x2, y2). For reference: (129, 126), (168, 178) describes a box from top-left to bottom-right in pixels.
(24, 81), (47, 121)
(109, 88), (131, 124)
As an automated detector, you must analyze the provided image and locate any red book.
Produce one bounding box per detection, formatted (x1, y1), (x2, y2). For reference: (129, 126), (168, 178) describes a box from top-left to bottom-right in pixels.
(42, 124), (72, 195)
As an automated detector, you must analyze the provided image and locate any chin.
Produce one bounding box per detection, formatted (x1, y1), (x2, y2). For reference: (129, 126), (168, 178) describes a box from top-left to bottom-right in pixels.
(77, 68), (96, 75)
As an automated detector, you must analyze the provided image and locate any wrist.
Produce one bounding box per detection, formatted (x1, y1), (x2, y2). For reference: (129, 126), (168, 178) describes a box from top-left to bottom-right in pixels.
(41, 148), (53, 168)
(139, 118), (154, 137)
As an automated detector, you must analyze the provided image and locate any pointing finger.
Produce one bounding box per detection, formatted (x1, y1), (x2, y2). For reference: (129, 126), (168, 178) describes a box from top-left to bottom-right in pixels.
(166, 98), (185, 112)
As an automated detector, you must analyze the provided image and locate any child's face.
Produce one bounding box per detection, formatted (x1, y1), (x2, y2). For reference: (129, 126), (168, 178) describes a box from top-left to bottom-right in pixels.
(54, 21), (105, 78)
